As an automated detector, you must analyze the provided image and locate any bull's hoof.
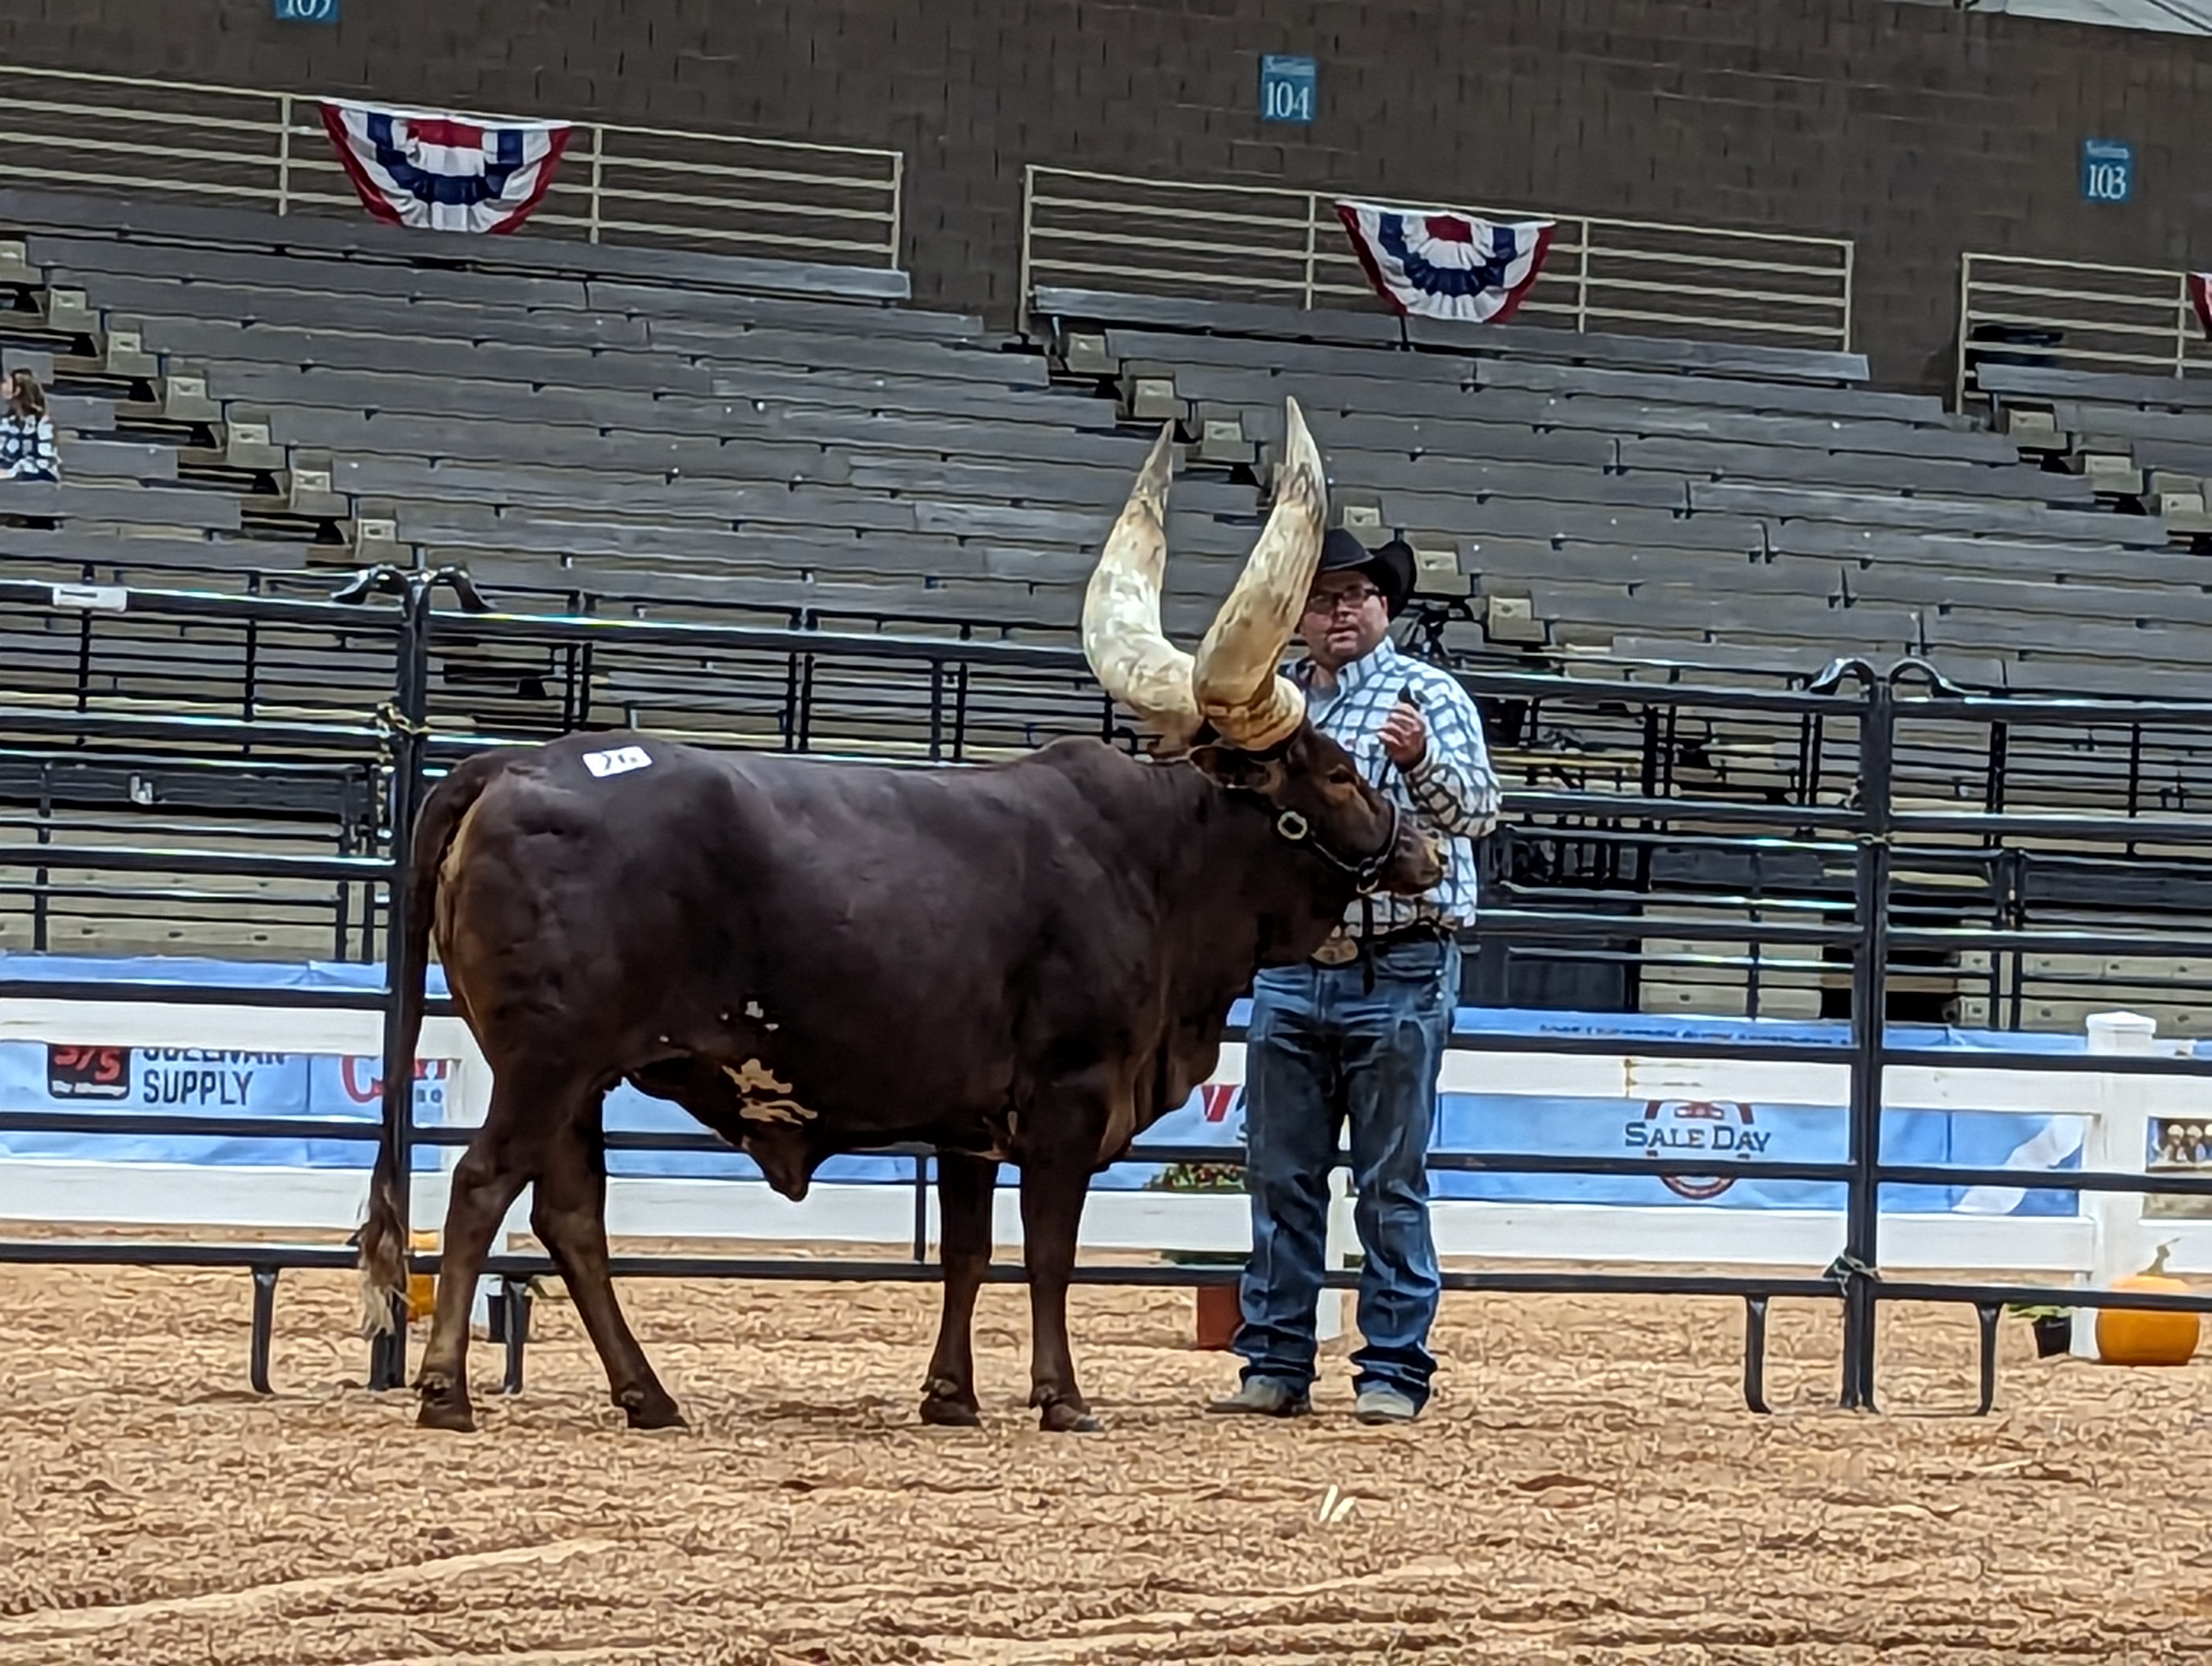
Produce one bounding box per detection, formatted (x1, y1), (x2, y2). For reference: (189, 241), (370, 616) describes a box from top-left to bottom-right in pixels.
(619, 1388), (687, 1431)
(1038, 1400), (1102, 1434)
(415, 1391), (477, 1433)
(919, 1394), (983, 1428)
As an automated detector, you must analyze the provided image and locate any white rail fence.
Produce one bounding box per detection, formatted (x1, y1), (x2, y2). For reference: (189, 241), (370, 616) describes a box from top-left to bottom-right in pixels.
(1020, 164), (1856, 351)
(2, 994), (2198, 1366)
(0, 63), (905, 267)
(1956, 251), (2212, 406)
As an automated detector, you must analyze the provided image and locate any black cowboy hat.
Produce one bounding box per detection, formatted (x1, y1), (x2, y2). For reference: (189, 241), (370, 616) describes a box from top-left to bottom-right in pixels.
(1315, 527), (1417, 618)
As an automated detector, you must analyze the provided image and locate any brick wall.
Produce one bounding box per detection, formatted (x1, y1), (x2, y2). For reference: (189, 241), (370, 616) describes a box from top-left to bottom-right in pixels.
(5, 0), (2209, 390)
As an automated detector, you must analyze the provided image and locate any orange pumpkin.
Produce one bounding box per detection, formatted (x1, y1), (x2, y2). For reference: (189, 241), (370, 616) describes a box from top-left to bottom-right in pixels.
(2097, 1244), (2201, 1367)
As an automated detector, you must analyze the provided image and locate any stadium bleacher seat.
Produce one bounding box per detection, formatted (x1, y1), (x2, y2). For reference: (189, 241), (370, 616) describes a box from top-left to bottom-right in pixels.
(8, 190), (2212, 1022)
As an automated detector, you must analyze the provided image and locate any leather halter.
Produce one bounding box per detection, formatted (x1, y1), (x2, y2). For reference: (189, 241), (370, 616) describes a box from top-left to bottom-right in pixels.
(1272, 794), (1401, 896)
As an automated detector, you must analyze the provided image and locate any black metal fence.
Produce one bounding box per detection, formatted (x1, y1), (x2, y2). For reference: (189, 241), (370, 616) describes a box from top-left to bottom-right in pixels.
(9, 568), (2212, 1417)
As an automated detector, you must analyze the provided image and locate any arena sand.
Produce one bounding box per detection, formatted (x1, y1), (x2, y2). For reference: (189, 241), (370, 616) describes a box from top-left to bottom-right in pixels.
(1, 1238), (2208, 1664)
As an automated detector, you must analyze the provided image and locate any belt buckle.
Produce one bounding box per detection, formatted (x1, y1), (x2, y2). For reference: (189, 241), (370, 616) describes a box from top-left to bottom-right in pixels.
(1311, 930), (1359, 967)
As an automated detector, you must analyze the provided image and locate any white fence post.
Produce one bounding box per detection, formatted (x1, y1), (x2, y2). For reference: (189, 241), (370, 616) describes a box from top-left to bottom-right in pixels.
(2072, 1009), (2158, 1359)
(1319, 1161), (1352, 1343)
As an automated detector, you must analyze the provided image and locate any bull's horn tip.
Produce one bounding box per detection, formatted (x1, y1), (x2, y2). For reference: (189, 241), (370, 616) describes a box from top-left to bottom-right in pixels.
(1140, 420), (1174, 475)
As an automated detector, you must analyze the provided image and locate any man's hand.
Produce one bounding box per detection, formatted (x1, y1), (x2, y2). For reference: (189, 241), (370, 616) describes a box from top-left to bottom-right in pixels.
(1379, 703), (1427, 769)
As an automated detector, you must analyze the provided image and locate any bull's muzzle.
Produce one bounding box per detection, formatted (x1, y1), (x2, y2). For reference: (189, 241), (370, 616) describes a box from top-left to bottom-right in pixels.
(1384, 823), (1448, 896)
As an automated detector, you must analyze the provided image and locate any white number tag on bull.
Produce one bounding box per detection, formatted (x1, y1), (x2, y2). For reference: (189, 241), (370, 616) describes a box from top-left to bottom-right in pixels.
(582, 745), (653, 779)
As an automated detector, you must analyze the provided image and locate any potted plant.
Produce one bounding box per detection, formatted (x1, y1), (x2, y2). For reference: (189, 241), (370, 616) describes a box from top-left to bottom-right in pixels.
(1148, 1159), (1247, 1349)
(2008, 1302), (2075, 1359)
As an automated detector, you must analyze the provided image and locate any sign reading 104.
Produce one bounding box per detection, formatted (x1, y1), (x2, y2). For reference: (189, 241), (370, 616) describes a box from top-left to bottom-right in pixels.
(1260, 55), (1316, 125)
(2082, 138), (2133, 204)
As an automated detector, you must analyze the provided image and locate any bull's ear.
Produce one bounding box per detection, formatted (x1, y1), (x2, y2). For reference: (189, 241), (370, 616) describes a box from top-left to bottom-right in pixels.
(1187, 744), (1285, 795)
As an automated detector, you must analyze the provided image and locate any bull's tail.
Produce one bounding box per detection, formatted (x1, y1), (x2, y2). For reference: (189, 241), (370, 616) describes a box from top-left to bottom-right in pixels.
(358, 749), (505, 1336)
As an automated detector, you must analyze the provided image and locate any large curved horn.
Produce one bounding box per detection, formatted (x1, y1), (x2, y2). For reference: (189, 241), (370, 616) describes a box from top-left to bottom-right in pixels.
(1190, 397), (1327, 749)
(1081, 421), (1203, 751)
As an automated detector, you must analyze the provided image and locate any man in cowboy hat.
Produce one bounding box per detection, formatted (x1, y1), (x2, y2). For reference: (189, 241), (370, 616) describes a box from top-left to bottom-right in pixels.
(1207, 528), (1500, 1425)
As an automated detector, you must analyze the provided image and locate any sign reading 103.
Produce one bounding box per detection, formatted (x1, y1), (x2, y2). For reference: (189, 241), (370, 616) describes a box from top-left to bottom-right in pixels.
(2082, 138), (2133, 204)
(1260, 55), (1316, 126)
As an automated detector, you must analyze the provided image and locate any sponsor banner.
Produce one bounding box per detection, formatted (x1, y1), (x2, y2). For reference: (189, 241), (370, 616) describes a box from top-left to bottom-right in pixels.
(1110, 1085), (2079, 1213)
(0, 953), (2119, 1208)
(0, 1038), (2086, 1209)
(0, 1043), (448, 1170)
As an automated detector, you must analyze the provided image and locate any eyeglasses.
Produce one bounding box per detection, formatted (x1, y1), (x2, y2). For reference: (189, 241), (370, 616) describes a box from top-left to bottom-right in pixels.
(1302, 584), (1382, 617)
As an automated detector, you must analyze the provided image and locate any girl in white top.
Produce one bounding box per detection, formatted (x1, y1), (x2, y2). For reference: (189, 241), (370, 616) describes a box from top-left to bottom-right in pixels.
(0, 369), (57, 482)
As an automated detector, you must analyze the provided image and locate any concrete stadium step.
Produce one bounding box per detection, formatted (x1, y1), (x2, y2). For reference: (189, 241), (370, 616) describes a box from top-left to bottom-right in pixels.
(61, 270), (657, 351)
(1038, 286), (1869, 383)
(1165, 363), (1484, 424)
(1977, 363), (2212, 412)
(204, 359), (1118, 435)
(386, 485), (1158, 550)
(1616, 435), (2092, 507)
(28, 232), (593, 312)
(1766, 523), (2198, 588)
(1597, 633), (1885, 677)
(47, 394), (118, 433)
(1849, 566), (2212, 624)
(343, 454), (857, 517)
(1689, 481), (2167, 547)
(1522, 581), (1918, 647)
(1445, 498), (1765, 554)
(587, 282), (983, 341)
(1377, 467), (1691, 520)
(1474, 356), (1946, 424)
(1107, 328), (1476, 387)
(0, 525), (322, 579)
(1990, 657), (2212, 699)
(1315, 426), (1617, 475)
(263, 400), (1152, 476)
(1922, 607), (2209, 661)
(265, 405), (827, 478)
(450, 558), (1218, 638)
(5, 185), (909, 305)
(1470, 543), (1839, 596)
(0, 479), (241, 532)
(61, 438), (179, 481)
(136, 314), (722, 395)
(1220, 381), (2017, 464)
(50, 250), (976, 351)
(653, 322), (1049, 388)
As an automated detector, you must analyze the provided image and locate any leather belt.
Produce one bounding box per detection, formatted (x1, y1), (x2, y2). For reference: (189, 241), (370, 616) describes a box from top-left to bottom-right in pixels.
(1311, 919), (1448, 966)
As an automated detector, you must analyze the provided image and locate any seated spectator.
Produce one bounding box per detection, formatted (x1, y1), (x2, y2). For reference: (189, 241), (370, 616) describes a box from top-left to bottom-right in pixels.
(0, 369), (58, 482)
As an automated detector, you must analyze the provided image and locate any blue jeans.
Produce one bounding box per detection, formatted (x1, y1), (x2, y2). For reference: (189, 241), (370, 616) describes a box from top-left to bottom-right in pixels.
(1232, 933), (1458, 1408)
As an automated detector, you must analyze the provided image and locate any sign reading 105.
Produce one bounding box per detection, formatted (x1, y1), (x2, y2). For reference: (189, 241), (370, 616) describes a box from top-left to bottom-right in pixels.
(274, 0), (340, 21)
(1260, 55), (1316, 126)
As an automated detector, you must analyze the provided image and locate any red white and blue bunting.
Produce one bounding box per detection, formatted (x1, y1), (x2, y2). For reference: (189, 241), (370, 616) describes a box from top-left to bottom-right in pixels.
(318, 99), (573, 235)
(1334, 200), (1556, 324)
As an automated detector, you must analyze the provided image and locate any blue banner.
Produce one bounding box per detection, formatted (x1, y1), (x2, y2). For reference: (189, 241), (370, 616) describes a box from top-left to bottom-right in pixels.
(0, 950), (2130, 1213)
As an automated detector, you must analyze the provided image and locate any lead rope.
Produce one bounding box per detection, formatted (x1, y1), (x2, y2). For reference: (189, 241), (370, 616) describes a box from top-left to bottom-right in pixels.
(1360, 894), (1377, 995)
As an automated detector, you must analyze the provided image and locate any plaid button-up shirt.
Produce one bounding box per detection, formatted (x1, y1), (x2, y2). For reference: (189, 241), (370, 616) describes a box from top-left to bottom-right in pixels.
(1294, 636), (1501, 935)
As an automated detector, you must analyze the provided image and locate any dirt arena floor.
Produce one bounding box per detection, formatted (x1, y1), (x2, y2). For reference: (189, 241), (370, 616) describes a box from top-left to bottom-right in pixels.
(2, 1238), (2210, 1665)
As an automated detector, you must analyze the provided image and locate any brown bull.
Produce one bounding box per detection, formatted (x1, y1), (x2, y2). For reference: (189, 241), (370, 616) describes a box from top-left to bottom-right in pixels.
(359, 398), (1444, 1432)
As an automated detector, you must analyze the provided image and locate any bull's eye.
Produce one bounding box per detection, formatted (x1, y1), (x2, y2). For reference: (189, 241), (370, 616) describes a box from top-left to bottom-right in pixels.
(1329, 767), (1358, 787)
